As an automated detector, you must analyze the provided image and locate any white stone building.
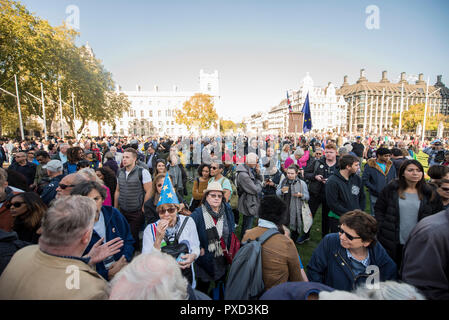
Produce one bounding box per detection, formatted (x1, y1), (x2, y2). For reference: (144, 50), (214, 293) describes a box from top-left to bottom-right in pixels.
(80, 70), (220, 137)
(113, 70), (220, 137)
(244, 73), (347, 135)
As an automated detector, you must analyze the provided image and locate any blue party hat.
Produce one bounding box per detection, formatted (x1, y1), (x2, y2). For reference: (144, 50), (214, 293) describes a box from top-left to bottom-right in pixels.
(157, 173), (180, 207)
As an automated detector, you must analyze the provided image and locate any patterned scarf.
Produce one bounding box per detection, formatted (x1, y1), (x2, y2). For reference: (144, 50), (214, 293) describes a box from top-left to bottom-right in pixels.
(202, 202), (226, 257)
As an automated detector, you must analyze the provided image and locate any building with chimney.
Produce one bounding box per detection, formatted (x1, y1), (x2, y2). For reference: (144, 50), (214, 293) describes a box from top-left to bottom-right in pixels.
(337, 69), (449, 135)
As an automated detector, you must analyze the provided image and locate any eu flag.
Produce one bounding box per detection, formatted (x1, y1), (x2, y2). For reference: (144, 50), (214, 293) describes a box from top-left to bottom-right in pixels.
(302, 92), (312, 133)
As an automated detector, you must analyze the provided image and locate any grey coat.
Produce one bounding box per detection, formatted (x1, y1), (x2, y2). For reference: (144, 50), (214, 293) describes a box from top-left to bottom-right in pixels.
(236, 164), (263, 217)
(276, 177), (310, 234)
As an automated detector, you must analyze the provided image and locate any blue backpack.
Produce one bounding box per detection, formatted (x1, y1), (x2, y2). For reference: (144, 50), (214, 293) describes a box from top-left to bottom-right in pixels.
(224, 228), (279, 300)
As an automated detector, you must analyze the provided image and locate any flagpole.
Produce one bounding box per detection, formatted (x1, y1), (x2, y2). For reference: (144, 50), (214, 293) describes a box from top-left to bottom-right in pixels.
(14, 74), (25, 140)
(41, 82), (47, 140)
(421, 77), (430, 145)
(398, 83), (404, 137)
(59, 87), (64, 139)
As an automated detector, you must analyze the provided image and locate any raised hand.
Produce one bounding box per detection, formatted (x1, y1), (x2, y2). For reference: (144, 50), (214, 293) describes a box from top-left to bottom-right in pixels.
(86, 237), (124, 266)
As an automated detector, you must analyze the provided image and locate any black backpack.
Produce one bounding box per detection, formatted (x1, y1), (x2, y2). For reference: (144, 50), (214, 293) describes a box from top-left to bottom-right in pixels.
(224, 228), (279, 300)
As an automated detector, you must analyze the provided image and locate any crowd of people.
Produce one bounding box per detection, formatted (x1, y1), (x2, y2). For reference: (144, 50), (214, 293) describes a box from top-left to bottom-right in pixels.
(0, 132), (447, 300)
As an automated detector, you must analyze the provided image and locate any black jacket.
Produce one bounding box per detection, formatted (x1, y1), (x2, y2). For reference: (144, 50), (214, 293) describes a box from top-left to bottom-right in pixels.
(325, 170), (365, 217)
(7, 162), (37, 186)
(0, 230), (30, 276)
(400, 209), (449, 300)
(374, 180), (441, 264)
(304, 157), (339, 196)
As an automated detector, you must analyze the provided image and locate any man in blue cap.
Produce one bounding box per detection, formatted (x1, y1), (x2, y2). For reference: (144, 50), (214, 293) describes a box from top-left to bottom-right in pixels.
(423, 139), (445, 166)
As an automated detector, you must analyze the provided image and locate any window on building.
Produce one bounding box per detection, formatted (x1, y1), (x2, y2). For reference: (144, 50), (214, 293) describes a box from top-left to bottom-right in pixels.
(141, 110), (144, 118)
(172, 121), (174, 126)
(158, 110), (161, 117)
(166, 121), (169, 125)
(149, 110), (153, 117)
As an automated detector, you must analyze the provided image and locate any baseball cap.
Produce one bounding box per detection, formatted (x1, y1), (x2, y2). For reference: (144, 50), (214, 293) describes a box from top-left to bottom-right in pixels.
(43, 160), (63, 172)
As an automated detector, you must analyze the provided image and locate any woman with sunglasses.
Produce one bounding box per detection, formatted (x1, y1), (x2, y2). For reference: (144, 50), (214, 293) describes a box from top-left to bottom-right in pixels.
(71, 181), (134, 281)
(9, 192), (47, 243)
(191, 182), (236, 299)
(142, 176), (200, 285)
(307, 210), (397, 291)
(434, 179), (449, 210)
(374, 159), (442, 268)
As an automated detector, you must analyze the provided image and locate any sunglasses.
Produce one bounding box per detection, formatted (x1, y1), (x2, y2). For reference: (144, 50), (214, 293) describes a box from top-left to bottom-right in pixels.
(338, 226), (361, 241)
(157, 183), (163, 188)
(315, 153), (322, 156)
(208, 193), (223, 199)
(7, 202), (25, 209)
(210, 166), (219, 170)
(59, 184), (75, 190)
(440, 187), (449, 192)
(158, 207), (177, 215)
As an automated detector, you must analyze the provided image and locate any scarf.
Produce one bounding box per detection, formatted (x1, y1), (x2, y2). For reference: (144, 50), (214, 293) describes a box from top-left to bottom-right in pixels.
(202, 202), (226, 257)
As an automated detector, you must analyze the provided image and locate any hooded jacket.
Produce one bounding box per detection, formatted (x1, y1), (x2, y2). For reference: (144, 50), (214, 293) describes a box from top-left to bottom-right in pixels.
(325, 170), (365, 217)
(362, 158), (396, 197)
(83, 206), (135, 281)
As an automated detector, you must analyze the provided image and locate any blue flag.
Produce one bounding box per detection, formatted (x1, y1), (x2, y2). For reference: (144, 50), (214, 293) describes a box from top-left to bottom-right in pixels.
(302, 92), (312, 133)
(157, 173), (180, 207)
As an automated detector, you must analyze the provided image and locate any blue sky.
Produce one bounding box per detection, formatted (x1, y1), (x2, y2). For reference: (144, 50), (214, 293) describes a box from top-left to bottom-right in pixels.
(19, 0), (449, 121)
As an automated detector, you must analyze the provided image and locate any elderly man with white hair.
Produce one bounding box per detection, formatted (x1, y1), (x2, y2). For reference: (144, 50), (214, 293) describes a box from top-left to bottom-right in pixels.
(235, 152), (263, 239)
(0, 196), (111, 299)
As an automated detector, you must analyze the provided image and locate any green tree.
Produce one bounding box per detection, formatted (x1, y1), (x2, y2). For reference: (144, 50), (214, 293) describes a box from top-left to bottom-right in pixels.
(175, 93), (218, 134)
(0, 0), (129, 137)
(392, 103), (449, 132)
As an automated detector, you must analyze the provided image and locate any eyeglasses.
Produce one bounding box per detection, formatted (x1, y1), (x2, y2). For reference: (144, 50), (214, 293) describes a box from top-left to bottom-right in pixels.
(7, 202), (25, 209)
(58, 184), (75, 190)
(208, 193), (223, 199)
(315, 153), (322, 156)
(440, 187), (449, 192)
(338, 226), (361, 241)
(210, 166), (219, 170)
(157, 207), (177, 215)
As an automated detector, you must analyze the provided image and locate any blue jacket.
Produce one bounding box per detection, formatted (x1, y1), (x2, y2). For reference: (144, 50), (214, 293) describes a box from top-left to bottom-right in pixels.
(362, 158), (396, 197)
(191, 202), (235, 277)
(83, 206), (135, 281)
(40, 174), (64, 206)
(306, 233), (397, 291)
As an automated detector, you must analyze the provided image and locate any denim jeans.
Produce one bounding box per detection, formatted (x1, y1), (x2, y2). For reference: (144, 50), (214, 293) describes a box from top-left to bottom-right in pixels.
(369, 194), (377, 216)
(240, 215), (255, 239)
